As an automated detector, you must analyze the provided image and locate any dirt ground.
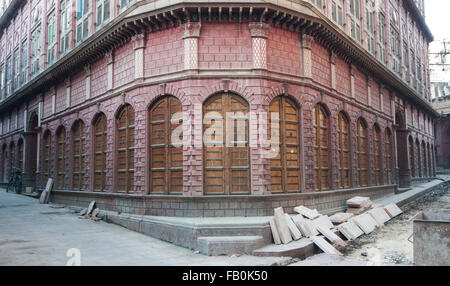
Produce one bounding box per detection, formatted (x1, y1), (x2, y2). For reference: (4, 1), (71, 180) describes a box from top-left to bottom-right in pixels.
(342, 185), (450, 265)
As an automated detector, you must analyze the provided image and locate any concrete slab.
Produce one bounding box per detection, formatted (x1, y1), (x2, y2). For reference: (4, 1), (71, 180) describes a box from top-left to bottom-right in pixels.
(273, 207), (292, 244)
(269, 217), (281, 245)
(291, 215), (318, 237)
(312, 215), (334, 229)
(346, 196), (372, 208)
(284, 214), (302, 240)
(310, 236), (342, 255)
(368, 207), (391, 226)
(293, 206), (320, 219)
(352, 213), (377, 234)
(384, 203), (403, 218)
(329, 212), (354, 224)
(337, 221), (364, 240)
(197, 236), (265, 256)
(253, 238), (314, 259)
(316, 225), (346, 247)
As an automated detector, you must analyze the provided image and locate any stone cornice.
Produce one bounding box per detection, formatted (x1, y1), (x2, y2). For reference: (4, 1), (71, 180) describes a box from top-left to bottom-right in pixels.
(0, 0), (438, 118)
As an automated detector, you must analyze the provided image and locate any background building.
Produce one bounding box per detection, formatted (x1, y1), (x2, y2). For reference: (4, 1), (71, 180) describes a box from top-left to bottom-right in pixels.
(430, 39), (450, 169)
(0, 0), (438, 216)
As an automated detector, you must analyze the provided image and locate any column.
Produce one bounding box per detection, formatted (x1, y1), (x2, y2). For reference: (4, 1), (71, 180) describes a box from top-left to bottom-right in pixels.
(132, 33), (145, 80)
(84, 64), (91, 100)
(301, 33), (313, 78)
(106, 51), (114, 90)
(249, 22), (269, 70)
(330, 52), (337, 90)
(183, 22), (201, 70)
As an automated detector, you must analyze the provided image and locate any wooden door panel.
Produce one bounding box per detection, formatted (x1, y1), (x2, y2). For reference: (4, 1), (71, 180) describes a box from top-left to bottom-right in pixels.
(204, 93), (250, 195)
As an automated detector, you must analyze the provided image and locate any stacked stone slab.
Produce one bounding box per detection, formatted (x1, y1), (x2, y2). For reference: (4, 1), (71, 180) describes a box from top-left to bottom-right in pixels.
(346, 196), (373, 215)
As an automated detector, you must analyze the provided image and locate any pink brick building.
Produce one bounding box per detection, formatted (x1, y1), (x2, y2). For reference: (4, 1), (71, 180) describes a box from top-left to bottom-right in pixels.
(0, 0), (439, 216)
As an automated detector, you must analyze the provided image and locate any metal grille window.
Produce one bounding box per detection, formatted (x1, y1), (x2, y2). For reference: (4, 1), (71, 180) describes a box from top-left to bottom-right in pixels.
(390, 25), (400, 75)
(13, 49), (19, 90)
(76, 0), (90, 43)
(338, 112), (350, 188)
(5, 56), (12, 97)
(373, 125), (382, 185)
(30, 27), (40, 78)
(96, 0), (110, 29)
(72, 120), (86, 191)
(21, 41), (27, 84)
(47, 12), (56, 65)
(203, 93), (250, 195)
(313, 104), (329, 191)
(366, 1), (375, 55)
(93, 114), (107, 192)
(116, 105), (135, 193)
(149, 96), (183, 194)
(403, 41), (409, 83)
(120, 0), (136, 12)
(56, 127), (66, 189)
(331, 0), (344, 27)
(378, 12), (387, 64)
(357, 119), (368, 187)
(269, 96), (301, 193)
(60, 0), (71, 55)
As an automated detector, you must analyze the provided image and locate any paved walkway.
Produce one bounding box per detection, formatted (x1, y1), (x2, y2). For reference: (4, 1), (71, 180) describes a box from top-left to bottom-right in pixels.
(0, 189), (292, 266)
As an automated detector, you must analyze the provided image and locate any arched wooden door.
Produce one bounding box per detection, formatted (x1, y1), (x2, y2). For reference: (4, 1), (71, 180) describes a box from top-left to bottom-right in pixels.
(42, 131), (51, 185)
(72, 120), (86, 191)
(149, 96), (183, 194)
(203, 93), (249, 195)
(1, 144), (7, 182)
(338, 112), (350, 188)
(409, 137), (415, 177)
(17, 139), (23, 171)
(357, 119), (368, 187)
(421, 141), (426, 177)
(56, 127), (66, 189)
(384, 128), (393, 184)
(313, 104), (330, 191)
(116, 105), (135, 193)
(373, 125), (382, 185)
(415, 140), (421, 177)
(93, 114), (107, 192)
(269, 96), (301, 193)
(9, 142), (15, 178)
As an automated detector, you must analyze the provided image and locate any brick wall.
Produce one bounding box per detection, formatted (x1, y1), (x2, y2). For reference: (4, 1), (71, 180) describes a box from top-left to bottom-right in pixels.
(267, 26), (301, 76)
(114, 41), (135, 87)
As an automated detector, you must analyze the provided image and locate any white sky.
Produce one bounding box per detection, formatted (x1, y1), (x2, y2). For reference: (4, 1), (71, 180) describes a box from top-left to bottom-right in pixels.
(425, 0), (450, 41)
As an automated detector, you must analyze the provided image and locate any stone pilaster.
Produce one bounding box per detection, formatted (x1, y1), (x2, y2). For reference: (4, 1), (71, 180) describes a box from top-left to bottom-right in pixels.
(330, 51), (337, 90)
(65, 77), (71, 109)
(132, 33), (145, 79)
(301, 33), (313, 78)
(249, 22), (269, 70)
(106, 51), (114, 90)
(50, 86), (56, 114)
(183, 22), (201, 70)
(84, 64), (91, 100)
(350, 65), (355, 98)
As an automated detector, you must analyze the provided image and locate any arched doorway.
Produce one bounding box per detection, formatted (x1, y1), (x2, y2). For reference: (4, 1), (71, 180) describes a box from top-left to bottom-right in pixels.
(23, 112), (39, 191)
(395, 111), (410, 187)
(203, 93), (250, 195)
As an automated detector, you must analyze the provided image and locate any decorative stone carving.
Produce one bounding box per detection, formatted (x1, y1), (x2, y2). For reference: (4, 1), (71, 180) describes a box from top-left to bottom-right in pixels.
(249, 23), (269, 70)
(183, 23), (201, 70)
(183, 22), (202, 39)
(132, 33), (145, 50)
(248, 22), (269, 39)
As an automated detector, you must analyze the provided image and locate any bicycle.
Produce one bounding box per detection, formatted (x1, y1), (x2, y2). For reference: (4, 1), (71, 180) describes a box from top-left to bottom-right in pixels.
(7, 167), (23, 194)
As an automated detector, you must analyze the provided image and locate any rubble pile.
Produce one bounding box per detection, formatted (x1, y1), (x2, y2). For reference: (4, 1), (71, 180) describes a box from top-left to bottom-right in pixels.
(269, 197), (403, 255)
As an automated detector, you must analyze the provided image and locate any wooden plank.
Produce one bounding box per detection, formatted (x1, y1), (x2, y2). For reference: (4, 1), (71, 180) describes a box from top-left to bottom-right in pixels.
(269, 217), (281, 245)
(284, 214), (302, 240)
(316, 225), (347, 247)
(384, 203), (403, 218)
(310, 235), (342, 255)
(273, 207), (293, 244)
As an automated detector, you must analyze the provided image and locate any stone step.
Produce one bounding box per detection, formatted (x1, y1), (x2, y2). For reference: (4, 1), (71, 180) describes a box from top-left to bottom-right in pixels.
(197, 235), (265, 256)
(396, 187), (411, 194)
(253, 238), (315, 259)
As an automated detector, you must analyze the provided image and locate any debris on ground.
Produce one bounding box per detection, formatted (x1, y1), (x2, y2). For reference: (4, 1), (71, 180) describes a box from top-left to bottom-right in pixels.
(39, 178), (53, 204)
(49, 204), (66, 209)
(269, 197), (403, 258)
(76, 201), (102, 222)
